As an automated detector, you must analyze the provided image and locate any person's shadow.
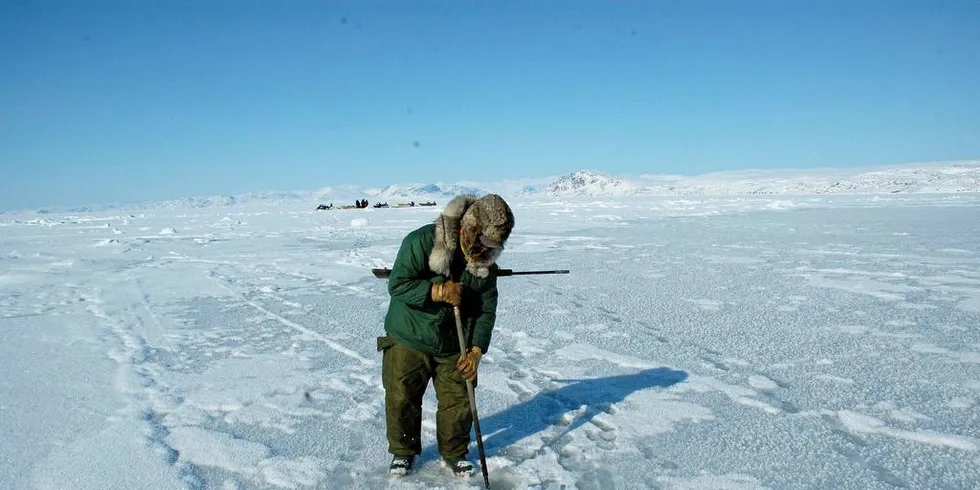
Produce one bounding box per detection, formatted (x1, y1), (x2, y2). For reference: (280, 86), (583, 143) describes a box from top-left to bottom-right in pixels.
(419, 367), (688, 462)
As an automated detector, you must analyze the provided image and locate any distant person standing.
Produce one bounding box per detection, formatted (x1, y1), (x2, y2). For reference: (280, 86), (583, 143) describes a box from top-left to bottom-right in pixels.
(377, 194), (514, 478)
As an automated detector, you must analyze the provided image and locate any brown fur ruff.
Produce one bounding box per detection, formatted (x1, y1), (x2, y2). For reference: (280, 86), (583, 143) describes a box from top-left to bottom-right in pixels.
(429, 195), (505, 278)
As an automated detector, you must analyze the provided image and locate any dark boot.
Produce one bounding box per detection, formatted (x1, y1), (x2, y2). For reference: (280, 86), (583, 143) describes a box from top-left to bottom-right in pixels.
(389, 455), (414, 476)
(443, 457), (475, 478)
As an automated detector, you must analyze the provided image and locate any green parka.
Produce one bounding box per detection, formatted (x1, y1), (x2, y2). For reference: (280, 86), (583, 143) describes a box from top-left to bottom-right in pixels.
(383, 222), (498, 356)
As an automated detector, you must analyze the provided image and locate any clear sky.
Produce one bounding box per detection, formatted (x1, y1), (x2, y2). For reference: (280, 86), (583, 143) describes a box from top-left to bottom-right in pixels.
(2, 1), (979, 210)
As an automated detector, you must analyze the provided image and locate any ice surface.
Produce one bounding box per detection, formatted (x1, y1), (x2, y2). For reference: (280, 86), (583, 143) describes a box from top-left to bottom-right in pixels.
(2, 194), (979, 489)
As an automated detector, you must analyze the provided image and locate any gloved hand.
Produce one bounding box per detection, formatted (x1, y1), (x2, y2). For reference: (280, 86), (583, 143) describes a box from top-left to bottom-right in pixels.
(431, 281), (463, 306)
(456, 346), (482, 381)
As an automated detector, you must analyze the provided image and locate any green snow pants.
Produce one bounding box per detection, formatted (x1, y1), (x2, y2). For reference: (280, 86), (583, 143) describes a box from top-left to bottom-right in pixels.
(378, 336), (474, 459)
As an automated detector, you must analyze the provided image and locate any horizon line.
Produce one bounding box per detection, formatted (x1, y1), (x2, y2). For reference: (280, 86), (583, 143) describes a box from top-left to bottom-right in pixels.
(4, 157), (980, 214)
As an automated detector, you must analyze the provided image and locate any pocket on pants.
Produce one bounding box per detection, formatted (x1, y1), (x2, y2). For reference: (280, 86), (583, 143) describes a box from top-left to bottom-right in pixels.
(377, 335), (396, 352)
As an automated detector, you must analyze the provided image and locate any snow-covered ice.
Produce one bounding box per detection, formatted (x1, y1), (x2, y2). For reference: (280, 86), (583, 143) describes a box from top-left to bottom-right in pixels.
(2, 193), (979, 489)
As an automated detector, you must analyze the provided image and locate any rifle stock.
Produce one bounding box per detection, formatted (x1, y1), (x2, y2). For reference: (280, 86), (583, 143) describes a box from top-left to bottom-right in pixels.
(371, 267), (569, 279)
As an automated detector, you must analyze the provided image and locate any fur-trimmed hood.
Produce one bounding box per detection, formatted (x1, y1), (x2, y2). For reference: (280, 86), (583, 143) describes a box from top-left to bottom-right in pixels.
(429, 194), (514, 278)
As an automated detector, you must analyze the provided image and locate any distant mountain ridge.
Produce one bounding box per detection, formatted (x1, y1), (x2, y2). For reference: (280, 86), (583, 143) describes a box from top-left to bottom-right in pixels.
(542, 162), (980, 197)
(9, 160), (979, 214)
(370, 183), (489, 201)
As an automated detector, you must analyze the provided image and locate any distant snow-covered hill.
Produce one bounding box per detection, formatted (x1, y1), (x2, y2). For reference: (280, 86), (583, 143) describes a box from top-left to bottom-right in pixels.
(543, 170), (642, 196)
(541, 161), (980, 197)
(633, 161), (980, 196)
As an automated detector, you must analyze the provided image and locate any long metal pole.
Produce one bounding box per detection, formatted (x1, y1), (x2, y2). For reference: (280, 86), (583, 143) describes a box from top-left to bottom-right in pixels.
(454, 305), (490, 488)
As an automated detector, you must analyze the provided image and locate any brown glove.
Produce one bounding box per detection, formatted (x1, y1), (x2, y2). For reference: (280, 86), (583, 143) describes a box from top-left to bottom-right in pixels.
(456, 346), (482, 381)
(431, 281), (463, 306)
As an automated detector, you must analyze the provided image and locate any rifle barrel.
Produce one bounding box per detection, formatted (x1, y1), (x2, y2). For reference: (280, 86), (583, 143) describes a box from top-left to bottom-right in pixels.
(501, 269), (570, 276)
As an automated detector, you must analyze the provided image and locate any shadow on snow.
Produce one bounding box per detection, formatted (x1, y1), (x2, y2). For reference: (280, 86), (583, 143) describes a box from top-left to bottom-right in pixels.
(419, 367), (688, 462)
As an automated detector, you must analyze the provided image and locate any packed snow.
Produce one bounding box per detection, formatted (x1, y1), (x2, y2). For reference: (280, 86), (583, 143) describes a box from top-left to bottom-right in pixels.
(2, 192), (979, 489)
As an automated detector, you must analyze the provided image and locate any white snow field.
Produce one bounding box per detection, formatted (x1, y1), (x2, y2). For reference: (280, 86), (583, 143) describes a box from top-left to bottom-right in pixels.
(2, 193), (979, 490)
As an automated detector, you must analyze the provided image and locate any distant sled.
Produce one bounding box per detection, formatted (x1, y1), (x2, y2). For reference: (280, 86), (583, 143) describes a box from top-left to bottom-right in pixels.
(393, 201), (438, 208)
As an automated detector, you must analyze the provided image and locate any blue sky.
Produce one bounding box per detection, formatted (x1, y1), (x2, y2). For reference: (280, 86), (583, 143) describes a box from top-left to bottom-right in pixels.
(2, 1), (979, 210)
